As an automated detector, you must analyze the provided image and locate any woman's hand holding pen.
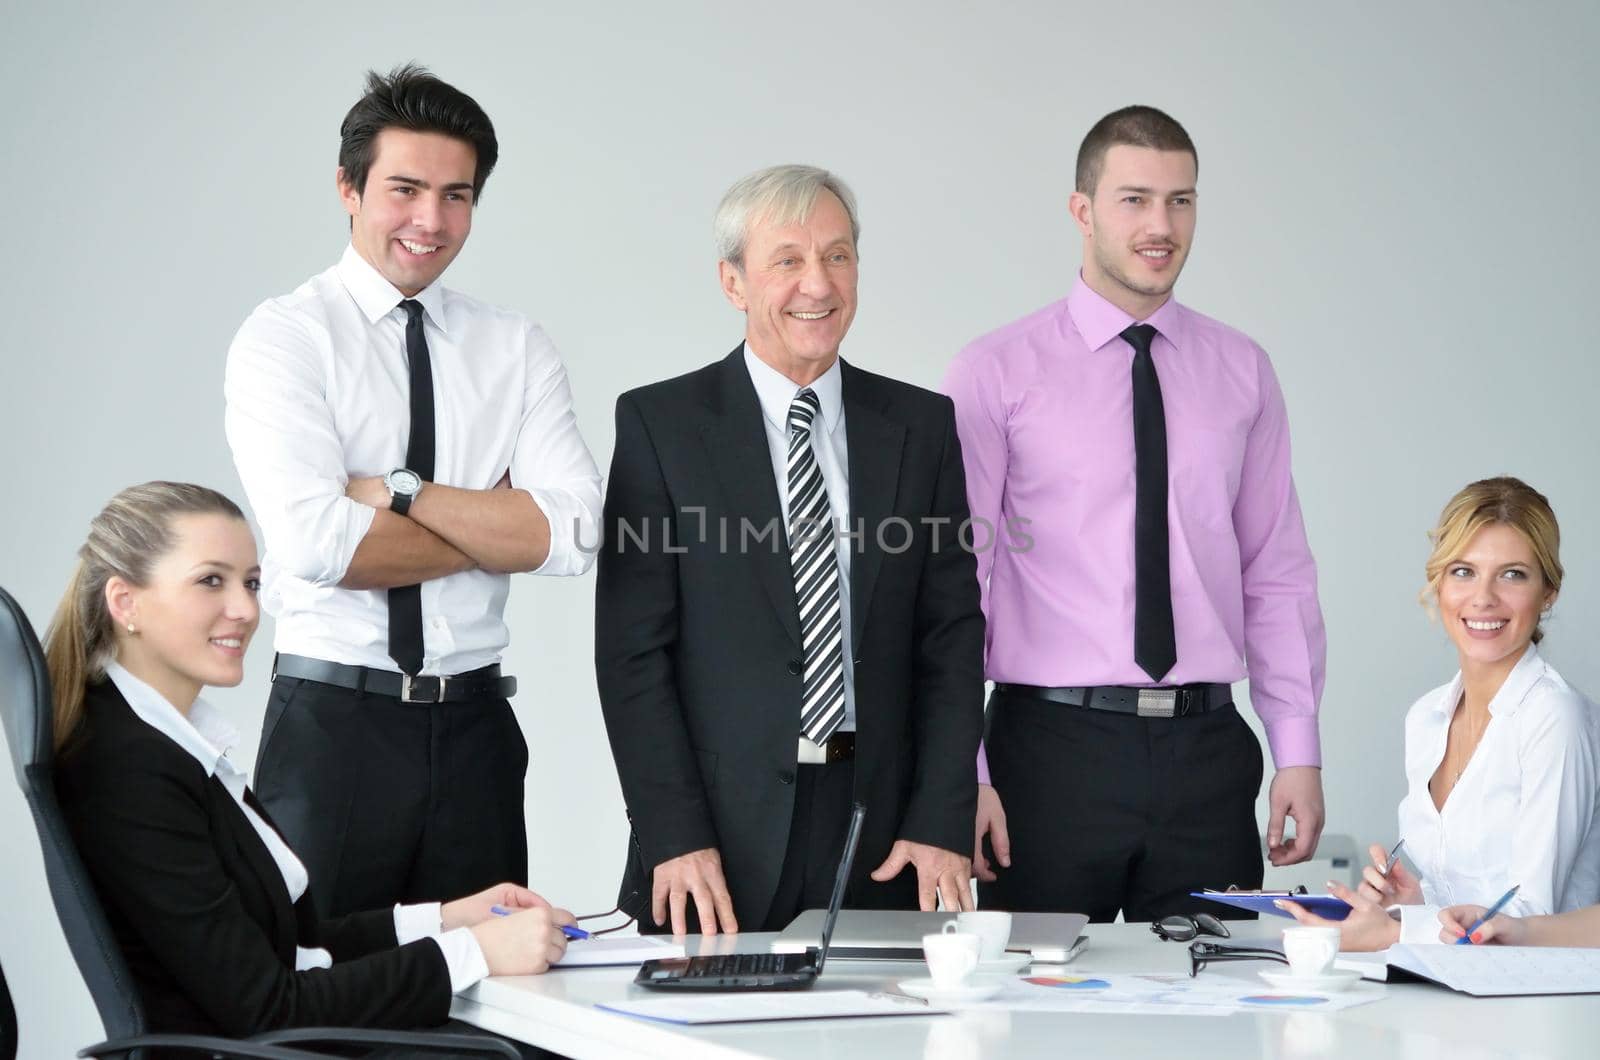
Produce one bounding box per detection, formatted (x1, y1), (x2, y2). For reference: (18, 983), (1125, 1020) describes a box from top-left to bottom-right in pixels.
(1439, 904), (1525, 945)
(471, 905), (579, 976)
(1356, 842), (1422, 906)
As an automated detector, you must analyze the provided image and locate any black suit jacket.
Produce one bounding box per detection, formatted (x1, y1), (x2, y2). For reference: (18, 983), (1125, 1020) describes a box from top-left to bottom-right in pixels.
(55, 679), (451, 1036)
(595, 348), (984, 926)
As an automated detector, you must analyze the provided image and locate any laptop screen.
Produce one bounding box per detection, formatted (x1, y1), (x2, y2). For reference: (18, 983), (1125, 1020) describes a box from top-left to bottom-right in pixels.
(814, 802), (866, 974)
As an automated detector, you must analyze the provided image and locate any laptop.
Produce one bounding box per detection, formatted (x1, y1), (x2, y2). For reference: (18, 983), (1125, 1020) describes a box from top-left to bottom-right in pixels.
(634, 802), (866, 990)
(772, 909), (1089, 962)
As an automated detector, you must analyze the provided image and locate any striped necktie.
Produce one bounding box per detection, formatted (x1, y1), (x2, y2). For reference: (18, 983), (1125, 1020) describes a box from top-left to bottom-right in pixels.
(787, 389), (846, 744)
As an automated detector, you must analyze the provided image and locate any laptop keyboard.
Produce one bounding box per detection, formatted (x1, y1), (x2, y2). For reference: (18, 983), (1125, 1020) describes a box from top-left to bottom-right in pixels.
(684, 953), (795, 978)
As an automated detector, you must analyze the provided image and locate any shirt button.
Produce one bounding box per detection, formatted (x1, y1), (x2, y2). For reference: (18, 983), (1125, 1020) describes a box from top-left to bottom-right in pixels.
(787, 660), (803, 676)
(777, 770), (795, 785)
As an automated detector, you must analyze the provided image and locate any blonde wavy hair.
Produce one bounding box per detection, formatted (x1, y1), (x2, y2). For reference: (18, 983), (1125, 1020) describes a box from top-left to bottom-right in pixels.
(1421, 476), (1562, 643)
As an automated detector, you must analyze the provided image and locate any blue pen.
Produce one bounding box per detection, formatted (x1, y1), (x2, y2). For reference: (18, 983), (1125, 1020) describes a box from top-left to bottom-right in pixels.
(490, 905), (589, 939)
(1455, 884), (1520, 945)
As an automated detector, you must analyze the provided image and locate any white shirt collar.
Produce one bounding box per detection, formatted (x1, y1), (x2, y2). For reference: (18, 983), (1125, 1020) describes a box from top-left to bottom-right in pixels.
(103, 661), (243, 781)
(335, 243), (448, 334)
(742, 343), (844, 435)
(1433, 642), (1546, 721)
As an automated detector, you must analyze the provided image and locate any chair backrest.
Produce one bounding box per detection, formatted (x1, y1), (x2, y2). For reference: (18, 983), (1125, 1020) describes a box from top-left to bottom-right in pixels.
(0, 586), (146, 1041)
(0, 956), (17, 1060)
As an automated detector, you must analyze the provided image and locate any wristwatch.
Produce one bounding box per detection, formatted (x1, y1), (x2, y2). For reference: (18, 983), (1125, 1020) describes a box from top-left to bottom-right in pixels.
(384, 468), (424, 515)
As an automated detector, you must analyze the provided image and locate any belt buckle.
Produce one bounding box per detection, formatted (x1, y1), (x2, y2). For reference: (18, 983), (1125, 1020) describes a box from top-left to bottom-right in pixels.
(401, 674), (447, 704)
(1136, 689), (1177, 719)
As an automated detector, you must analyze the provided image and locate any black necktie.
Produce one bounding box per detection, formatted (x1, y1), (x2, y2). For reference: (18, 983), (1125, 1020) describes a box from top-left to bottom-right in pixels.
(786, 389), (846, 745)
(389, 299), (435, 676)
(1123, 324), (1176, 683)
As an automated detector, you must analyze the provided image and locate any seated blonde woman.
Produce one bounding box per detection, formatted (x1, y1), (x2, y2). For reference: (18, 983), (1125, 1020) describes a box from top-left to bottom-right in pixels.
(1283, 476), (1600, 950)
(47, 482), (575, 1039)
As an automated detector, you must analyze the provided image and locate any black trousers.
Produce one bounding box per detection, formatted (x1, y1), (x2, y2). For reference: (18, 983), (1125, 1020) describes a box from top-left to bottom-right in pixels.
(254, 674), (530, 918)
(978, 687), (1264, 923)
(638, 759), (918, 935)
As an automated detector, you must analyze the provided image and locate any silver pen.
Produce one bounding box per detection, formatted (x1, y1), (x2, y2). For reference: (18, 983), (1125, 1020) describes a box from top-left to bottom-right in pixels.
(1381, 839), (1407, 878)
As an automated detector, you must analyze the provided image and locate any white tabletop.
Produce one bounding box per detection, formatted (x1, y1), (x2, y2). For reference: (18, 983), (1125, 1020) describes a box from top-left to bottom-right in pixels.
(451, 923), (1597, 1059)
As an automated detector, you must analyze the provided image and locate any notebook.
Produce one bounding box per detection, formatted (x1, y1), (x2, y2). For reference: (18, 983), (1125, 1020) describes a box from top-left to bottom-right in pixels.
(773, 910), (1089, 962)
(1386, 944), (1600, 996)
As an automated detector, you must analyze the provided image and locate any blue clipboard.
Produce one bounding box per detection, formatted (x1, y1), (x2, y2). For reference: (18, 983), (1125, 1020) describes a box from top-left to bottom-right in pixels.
(1192, 891), (1353, 921)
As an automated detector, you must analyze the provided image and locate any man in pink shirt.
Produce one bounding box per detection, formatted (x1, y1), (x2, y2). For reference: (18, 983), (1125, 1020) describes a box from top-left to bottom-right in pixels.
(943, 106), (1327, 920)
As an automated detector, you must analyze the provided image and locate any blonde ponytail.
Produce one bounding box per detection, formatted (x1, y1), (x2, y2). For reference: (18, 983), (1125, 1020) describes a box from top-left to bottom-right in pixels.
(44, 560), (107, 751)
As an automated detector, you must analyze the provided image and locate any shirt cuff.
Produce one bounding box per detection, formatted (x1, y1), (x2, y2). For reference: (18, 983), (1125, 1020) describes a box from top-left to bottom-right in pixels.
(430, 927), (492, 993)
(1262, 713), (1322, 769)
(295, 945), (333, 970)
(1398, 903), (1446, 945)
(526, 485), (598, 576)
(393, 901), (443, 945)
(976, 743), (991, 786)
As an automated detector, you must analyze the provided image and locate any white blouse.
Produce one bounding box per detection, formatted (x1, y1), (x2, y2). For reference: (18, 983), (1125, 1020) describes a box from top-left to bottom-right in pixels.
(104, 663), (488, 988)
(1394, 645), (1600, 943)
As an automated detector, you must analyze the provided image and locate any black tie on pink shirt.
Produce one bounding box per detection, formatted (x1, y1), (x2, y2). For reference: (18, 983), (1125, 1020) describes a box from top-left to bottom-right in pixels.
(1123, 323), (1176, 683)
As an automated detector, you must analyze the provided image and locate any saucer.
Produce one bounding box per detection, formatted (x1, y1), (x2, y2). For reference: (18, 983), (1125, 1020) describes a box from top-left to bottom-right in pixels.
(1258, 968), (1362, 993)
(897, 976), (1007, 1003)
(975, 952), (1032, 974)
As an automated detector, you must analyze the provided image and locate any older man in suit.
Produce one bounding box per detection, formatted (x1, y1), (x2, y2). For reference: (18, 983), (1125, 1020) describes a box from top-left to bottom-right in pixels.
(596, 165), (984, 935)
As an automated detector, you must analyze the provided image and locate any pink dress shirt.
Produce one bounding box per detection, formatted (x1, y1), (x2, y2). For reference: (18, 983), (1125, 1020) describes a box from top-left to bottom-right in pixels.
(943, 276), (1326, 782)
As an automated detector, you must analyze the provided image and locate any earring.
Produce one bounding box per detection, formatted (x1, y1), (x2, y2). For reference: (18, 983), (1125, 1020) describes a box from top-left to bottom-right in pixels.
(126, 622), (137, 634)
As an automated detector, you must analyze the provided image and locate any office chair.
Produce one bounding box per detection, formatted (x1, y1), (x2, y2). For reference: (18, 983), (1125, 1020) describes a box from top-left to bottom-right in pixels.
(0, 585), (518, 1059)
(1, 957), (17, 1060)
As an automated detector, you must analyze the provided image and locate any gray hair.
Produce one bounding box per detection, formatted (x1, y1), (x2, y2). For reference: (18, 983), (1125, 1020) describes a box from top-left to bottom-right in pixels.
(713, 164), (861, 269)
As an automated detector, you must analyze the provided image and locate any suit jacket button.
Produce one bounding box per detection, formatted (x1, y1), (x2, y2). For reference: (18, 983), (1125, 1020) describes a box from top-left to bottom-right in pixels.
(777, 770), (795, 785)
(787, 659), (802, 676)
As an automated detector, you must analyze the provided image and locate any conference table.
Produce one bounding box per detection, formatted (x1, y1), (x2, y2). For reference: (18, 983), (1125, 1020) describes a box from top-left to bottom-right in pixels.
(451, 923), (1595, 1059)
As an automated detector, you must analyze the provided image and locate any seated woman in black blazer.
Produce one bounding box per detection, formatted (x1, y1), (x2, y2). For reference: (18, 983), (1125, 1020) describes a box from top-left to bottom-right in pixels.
(45, 481), (576, 1036)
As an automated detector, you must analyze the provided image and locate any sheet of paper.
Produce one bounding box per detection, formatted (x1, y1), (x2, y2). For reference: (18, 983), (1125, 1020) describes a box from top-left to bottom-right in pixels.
(553, 935), (686, 967)
(1388, 944), (1600, 997)
(596, 989), (946, 1024)
(981, 972), (1385, 1015)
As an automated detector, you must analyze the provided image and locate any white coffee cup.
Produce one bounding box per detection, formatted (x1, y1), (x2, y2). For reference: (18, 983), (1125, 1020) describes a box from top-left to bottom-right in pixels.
(921, 921), (982, 988)
(1281, 926), (1340, 978)
(957, 910), (1014, 961)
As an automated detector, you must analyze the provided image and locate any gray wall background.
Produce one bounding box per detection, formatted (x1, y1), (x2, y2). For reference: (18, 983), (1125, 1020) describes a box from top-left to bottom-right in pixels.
(3, 0), (1596, 1053)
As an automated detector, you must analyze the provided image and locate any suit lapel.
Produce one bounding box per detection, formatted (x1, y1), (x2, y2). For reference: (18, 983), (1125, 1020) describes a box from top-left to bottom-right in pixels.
(225, 786), (299, 956)
(841, 360), (904, 651)
(701, 348), (802, 648)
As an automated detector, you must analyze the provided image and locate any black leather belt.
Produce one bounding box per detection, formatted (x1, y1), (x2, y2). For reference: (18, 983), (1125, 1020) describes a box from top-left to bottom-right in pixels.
(994, 682), (1231, 718)
(272, 653), (517, 704)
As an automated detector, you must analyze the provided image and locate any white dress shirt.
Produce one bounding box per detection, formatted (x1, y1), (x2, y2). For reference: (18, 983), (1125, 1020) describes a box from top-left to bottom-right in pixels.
(743, 345), (856, 732)
(225, 245), (602, 675)
(104, 662), (489, 990)
(1394, 645), (1600, 943)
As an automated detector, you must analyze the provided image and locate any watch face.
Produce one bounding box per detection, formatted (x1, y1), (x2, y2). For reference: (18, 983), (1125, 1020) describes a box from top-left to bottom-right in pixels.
(389, 469), (421, 495)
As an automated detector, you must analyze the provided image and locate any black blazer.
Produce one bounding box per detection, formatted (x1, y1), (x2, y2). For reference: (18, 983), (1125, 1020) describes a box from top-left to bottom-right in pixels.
(54, 679), (451, 1036)
(595, 349), (985, 926)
